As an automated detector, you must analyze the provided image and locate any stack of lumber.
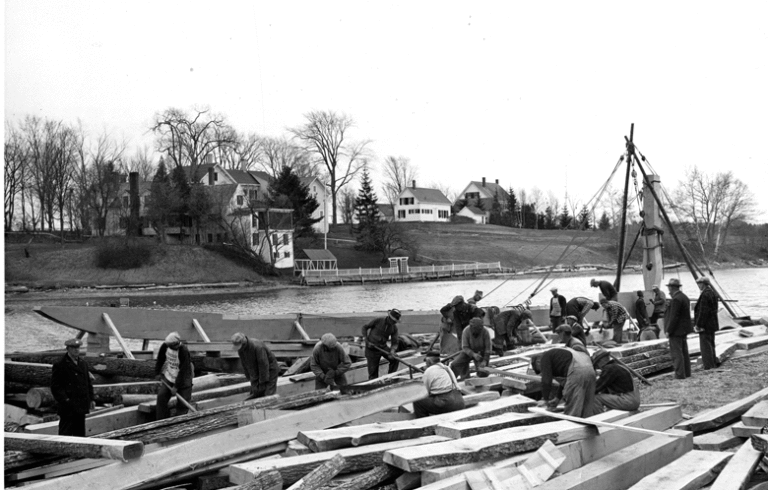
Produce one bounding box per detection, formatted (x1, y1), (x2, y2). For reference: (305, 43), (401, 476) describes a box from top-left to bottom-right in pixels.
(606, 339), (673, 377)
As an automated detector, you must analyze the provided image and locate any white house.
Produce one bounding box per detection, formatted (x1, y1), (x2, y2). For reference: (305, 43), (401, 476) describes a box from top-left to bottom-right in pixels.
(393, 182), (452, 222)
(301, 176), (330, 233)
(455, 177), (510, 212)
(456, 205), (488, 224)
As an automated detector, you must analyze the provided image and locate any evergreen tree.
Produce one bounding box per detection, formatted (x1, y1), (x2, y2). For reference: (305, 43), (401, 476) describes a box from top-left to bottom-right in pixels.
(268, 166), (321, 237)
(559, 204), (572, 229)
(506, 187), (518, 227)
(489, 191), (502, 225)
(578, 205), (591, 230)
(598, 211), (611, 231)
(147, 157), (177, 243)
(353, 167), (381, 251)
(170, 165), (191, 218)
(544, 205), (556, 229)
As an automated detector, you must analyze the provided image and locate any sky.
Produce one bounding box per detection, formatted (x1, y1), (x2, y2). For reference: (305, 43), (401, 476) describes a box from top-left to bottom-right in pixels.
(5, 1), (768, 221)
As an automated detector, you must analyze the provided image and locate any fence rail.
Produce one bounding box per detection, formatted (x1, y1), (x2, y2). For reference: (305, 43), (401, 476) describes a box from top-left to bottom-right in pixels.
(301, 262), (501, 278)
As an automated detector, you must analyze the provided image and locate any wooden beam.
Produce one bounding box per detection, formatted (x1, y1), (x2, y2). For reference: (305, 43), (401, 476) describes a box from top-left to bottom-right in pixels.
(285, 453), (345, 490)
(675, 386), (768, 433)
(395, 471), (421, 490)
(102, 313), (135, 360)
(512, 440), (566, 488)
(230, 436), (447, 486)
(731, 422), (765, 438)
(20, 381), (427, 490)
(24, 405), (148, 437)
(193, 318), (212, 343)
(527, 408), (687, 439)
(5, 361), (53, 385)
(629, 450), (732, 490)
(692, 422), (745, 451)
(534, 430), (693, 490)
(708, 440), (763, 490)
(134, 382), (253, 412)
(292, 321), (312, 341)
(9, 353), (157, 378)
(329, 465), (401, 490)
(4, 433), (144, 462)
(435, 412), (559, 439)
(741, 400), (768, 427)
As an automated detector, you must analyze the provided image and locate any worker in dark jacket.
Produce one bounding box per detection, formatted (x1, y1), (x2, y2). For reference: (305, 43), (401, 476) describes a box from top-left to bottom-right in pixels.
(635, 291), (654, 340)
(591, 350), (640, 412)
(531, 347), (597, 418)
(310, 333), (352, 389)
(440, 295), (481, 341)
(565, 297), (600, 326)
(491, 307), (525, 355)
(549, 287), (567, 329)
(362, 309), (401, 380)
(450, 318), (491, 380)
(563, 317), (589, 348)
(694, 276), (720, 370)
(231, 332), (280, 397)
(413, 351), (466, 418)
(590, 279), (617, 301)
(51, 339), (94, 436)
(650, 285), (667, 337)
(155, 332), (194, 420)
(664, 278), (693, 379)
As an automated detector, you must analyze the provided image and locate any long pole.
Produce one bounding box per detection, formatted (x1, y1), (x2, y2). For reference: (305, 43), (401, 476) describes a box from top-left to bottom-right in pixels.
(615, 123), (634, 293)
(324, 183), (328, 250)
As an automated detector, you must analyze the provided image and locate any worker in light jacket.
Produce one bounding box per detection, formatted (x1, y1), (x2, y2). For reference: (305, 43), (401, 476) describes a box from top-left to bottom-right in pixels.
(155, 331), (194, 420)
(664, 278), (693, 379)
(413, 351), (466, 418)
(231, 332), (280, 398)
(549, 287), (567, 329)
(694, 276), (720, 370)
(310, 333), (352, 389)
(51, 338), (94, 436)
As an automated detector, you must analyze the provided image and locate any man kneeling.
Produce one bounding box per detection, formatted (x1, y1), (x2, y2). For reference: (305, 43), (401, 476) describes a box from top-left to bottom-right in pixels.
(413, 351), (466, 418)
(591, 350), (640, 412)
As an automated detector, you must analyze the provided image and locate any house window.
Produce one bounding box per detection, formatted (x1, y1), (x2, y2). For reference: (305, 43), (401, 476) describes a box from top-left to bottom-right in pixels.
(284, 251), (291, 258)
(398, 210), (406, 219)
(224, 232), (229, 242)
(466, 192), (480, 200)
(195, 234), (200, 244)
(207, 233), (213, 243)
(272, 233), (278, 244)
(252, 214), (257, 227)
(252, 233), (258, 245)
(237, 195), (244, 206)
(122, 196), (129, 207)
(216, 233), (221, 242)
(248, 189), (257, 201)
(283, 234), (289, 245)
(214, 172), (218, 182)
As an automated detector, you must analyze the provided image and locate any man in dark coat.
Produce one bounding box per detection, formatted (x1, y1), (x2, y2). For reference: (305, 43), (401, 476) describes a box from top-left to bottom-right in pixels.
(450, 318), (491, 380)
(650, 284), (667, 337)
(231, 332), (280, 398)
(491, 307), (526, 355)
(694, 276), (720, 370)
(155, 332), (194, 419)
(635, 291), (654, 340)
(591, 350), (640, 412)
(440, 295), (481, 341)
(549, 287), (567, 329)
(565, 296), (600, 326)
(665, 278), (693, 379)
(51, 339), (94, 436)
(590, 279), (617, 301)
(362, 309), (401, 380)
(310, 333), (352, 389)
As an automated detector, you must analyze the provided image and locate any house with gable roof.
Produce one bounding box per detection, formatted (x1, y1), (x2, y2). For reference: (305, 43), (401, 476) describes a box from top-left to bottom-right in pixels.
(300, 176), (330, 233)
(393, 181), (452, 223)
(454, 177), (510, 224)
(456, 205), (489, 224)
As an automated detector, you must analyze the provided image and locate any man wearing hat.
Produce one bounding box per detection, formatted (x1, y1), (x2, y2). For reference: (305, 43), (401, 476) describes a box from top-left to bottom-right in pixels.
(590, 279), (617, 301)
(362, 309), (401, 380)
(650, 284), (667, 337)
(413, 351), (466, 418)
(565, 296), (600, 327)
(694, 276), (720, 370)
(310, 333), (352, 389)
(591, 350), (640, 412)
(231, 332), (280, 398)
(155, 332), (194, 419)
(51, 339), (94, 436)
(549, 287), (567, 329)
(531, 346), (597, 418)
(450, 317), (492, 380)
(665, 278), (693, 379)
(599, 297), (628, 344)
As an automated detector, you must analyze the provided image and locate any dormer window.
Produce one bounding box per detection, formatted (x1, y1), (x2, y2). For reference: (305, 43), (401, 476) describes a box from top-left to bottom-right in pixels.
(237, 195), (244, 206)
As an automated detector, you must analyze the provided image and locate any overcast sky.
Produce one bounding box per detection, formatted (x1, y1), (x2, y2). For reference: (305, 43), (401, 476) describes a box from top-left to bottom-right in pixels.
(5, 1), (768, 221)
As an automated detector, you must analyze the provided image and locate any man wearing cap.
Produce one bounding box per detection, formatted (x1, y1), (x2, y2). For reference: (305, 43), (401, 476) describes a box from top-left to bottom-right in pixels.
(665, 278), (693, 379)
(565, 296), (600, 327)
(51, 339), (94, 436)
(635, 291), (653, 340)
(599, 298), (629, 344)
(440, 295), (481, 341)
(650, 285), (667, 337)
(694, 276), (720, 370)
(362, 309), (401, 380)
(413, 351), (466, 418)
(565, 316), (589, 347)
(310, 333), (352, 389)
(472, 290), (484, 303)
(556, 324), (588, 353)
(231, 332), (280, 398)
(591, 350), (640, 412)
(590, 279), (617, 301)
(155, 332), (194, 420)
(549, 287), (567, 329)
(491, 307), (526, 354)
(531, 347), (597, 418)
(450, 317), (492, 380)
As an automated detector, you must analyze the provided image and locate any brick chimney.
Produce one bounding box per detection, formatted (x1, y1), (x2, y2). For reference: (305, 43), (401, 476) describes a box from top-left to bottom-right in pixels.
(208, 167), (215, 186)
(412, 180), (416, 189)
(495, 179), (499, 185)
(129, 172), (141, 237)
(482, 177), (486, 187)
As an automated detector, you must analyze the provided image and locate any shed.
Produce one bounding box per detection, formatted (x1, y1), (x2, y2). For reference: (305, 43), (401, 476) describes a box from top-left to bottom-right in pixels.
(294, 249), (338, 276)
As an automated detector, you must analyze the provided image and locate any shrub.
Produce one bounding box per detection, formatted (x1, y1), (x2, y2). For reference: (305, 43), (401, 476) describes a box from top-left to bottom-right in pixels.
(95, 239), (154, 269)
(450, 215), (476, 224)
(202, 243), (277, 276)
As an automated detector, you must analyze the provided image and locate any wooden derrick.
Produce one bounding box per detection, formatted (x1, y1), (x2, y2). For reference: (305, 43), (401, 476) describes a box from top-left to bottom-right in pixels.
(285, 453), (346, 490)
(676, 386), (768, 433)
(629, 450), (732, 490)
(5, 361), (53, 385)
(4, 433), (144, 462)
(710, 440), (763, 490)
(230, 436), (447, 486)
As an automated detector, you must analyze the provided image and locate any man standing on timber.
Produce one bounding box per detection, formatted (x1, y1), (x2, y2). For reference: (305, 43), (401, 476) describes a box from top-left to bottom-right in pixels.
(362, 309), (401, 380)
(694, 276), (720, 370)
(51, 339), (94, 436)
(565, 296), (600, 327)
(413, 350), (466, 418)
(450, 317), (491, 380)
(599, 298), (628, 344)
(531, 347), (597, 417)
(310, 333), (352, 389)
(591, 350), (640, 412)
(665, 278), (693, 379)
(590, 278), (617, 301)
(650, 284), (667, 337)
(155, 332), (194, 420)
(231, 332), (280, 397)
(635, 291), (653, 340)
(549, 287), (567, 329)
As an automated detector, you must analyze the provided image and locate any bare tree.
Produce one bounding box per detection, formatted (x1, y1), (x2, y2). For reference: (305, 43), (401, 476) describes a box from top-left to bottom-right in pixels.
(125, 145), (156, 181)
(290, 110), (372, 224)
(258, 136), (316, 179)
(672, 166), (732, 246)
(215, 131), (263, 171)
(81, 131), (127, 236)
(338, 188), (356, 225)
(429, 181), (457, 203)
(382, 156), (417, 205)
(4, 121), (27, 230)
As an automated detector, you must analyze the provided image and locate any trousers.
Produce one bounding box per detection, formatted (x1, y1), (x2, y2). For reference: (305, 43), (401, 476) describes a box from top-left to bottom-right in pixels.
(669, 335), (691, 379)
(413, 390), (466, 418)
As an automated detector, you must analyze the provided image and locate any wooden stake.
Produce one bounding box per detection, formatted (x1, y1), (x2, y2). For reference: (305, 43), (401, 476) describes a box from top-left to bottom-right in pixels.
(102, 313), (135, 360)
(293, 320), (312, 341)
(192, 319), (211, 343)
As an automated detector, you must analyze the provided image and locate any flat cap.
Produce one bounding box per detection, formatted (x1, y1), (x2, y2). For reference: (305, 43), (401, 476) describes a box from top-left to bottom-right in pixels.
(231, 332), (247, 345)
(591, 349), (611, 366)
(164, 332), (181, 345)
(469, 317), (484, 328)
(64, 339), (82, 348)
(451, 295), (464, 306)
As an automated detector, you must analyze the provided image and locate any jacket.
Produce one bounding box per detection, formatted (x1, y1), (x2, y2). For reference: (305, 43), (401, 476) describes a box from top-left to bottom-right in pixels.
(51, 353), (94, 416)
(155, 343), (194, 389)
(440, 302), (481, 335)
(665, 290), (693, 337)
(694, 286), (720, 334)
(461, 325), (491, 364)
(597, 281), (617, 301)
(362, 317), (399, 350)
(310, 342), (352, 379)
(652, 290), (667, 314)
(237, 337), (280, 386)
(550, 294), (567, 317)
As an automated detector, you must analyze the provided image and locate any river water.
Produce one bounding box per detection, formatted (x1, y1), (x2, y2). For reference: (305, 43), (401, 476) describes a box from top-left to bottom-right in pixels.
(5, 268), (768, 353)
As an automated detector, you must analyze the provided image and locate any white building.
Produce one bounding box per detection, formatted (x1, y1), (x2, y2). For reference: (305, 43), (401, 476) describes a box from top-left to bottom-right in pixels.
(456, 205), (488, 224)
(393, 183), (452, 222)
(301, 176), (330, 233)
